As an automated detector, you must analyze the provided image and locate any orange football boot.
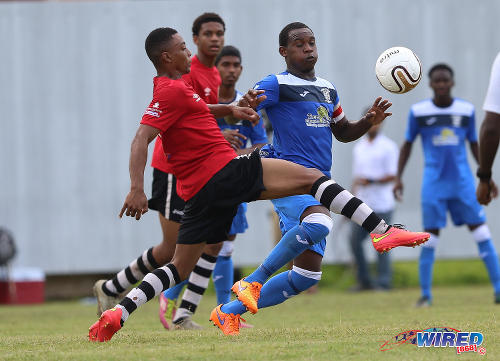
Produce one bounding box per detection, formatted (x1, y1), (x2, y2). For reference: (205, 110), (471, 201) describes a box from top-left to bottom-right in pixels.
(209, 304), (244, 335)
(371, 224), (430, 253)
(89, 307), (122, 342)
(231, 279), (262, 314)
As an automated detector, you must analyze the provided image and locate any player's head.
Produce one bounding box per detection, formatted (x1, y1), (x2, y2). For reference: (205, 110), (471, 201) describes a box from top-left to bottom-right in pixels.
(145, 28), (192, 75)
(215, 45), (242, 87)
(192, 12), (225, 58)
(278, 22), (317, 73)
(428, 63), (454, 97)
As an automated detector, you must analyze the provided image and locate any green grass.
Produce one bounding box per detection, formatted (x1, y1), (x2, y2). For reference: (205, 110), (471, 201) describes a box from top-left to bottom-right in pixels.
(0, 284), (498, 360)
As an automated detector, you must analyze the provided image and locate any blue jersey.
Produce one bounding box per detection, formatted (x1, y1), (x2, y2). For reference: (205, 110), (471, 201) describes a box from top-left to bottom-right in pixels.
(216, 91), (268, 146)
(255, 72), (344, 175)
(405, 98), (477, 196)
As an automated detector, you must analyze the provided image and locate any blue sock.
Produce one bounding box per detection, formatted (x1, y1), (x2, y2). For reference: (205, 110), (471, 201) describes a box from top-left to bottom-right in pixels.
(245, 221), (329, 285)
(419, 247), (435, 299)
(213, 255), (233, 305)
(258, 269), (319, 308)
(477, 239), (500, 294)
(162, 279), (188, 300)
(221, 269), (319, 315)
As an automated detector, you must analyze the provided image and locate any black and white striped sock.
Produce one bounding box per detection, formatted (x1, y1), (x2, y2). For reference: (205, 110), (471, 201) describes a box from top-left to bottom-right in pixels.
(102, 247), (160, 297)
(116, 263), (180, 324)
(173, 253), (217, 322)
(310, 176), (389, 234)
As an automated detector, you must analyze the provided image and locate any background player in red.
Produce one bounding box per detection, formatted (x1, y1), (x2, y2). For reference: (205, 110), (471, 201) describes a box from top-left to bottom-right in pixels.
(88, 27), (429, 341)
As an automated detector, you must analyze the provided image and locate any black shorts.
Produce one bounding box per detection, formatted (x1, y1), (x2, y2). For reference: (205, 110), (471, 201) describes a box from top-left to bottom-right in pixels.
(148, 169), (185, 223)
(178, 150), (265, 244)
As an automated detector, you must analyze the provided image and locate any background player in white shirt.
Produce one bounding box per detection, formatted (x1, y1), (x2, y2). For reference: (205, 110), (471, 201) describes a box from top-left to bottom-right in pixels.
(350, 121), (398, 291)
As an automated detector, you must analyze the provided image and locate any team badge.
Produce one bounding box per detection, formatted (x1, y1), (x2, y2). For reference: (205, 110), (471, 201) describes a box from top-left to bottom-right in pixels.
(321, 88), (332, 103)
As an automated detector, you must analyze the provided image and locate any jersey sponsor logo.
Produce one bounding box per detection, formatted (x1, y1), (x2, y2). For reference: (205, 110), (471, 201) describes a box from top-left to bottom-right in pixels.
(321, 88), (332, 103)
(299, 90), (310, 97)
(193, 93), (201, 102)
(204, 87), (211, 97)
(144, 110), (160, 117)
(432, 128), (459, 146)
(305, 106), (331, 127)
(372, 231), (393, 243)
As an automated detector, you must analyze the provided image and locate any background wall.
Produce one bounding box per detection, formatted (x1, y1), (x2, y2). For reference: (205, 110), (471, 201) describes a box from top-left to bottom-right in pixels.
(1, 0), (499, 274)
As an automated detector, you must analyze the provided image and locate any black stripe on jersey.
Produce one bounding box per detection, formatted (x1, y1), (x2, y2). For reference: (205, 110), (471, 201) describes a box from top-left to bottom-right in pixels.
(278, 84), (337, 104)
(416, 114), (471, 128)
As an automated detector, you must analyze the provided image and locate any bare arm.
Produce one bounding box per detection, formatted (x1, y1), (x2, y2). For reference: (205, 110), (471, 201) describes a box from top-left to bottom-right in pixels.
(330, 97), (392, 143)
(393, 141), (413, 201)
(469, 141), (479, 164)
(478, 111), (500, 173)
(119, 124), (160, 220)
(476, 111), (500, 205)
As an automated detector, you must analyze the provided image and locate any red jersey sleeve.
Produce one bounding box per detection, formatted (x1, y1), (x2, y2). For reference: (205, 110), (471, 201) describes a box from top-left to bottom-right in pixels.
(141, 86), (182, 132)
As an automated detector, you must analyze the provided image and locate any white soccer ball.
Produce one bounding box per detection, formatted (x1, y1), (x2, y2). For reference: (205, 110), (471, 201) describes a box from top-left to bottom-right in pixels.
(375, 46), (422, 94)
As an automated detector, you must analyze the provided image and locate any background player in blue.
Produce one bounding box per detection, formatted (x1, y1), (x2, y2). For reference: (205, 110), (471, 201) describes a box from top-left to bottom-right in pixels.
(212, 45), (267, 313)
(159, 45), (267, 329)
(394, 63), (500, 306)
(211, 22), (404, 333)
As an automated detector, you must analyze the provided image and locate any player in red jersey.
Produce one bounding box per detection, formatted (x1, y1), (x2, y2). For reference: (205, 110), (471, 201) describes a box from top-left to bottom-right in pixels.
(89, 27), (429, 342)
(91, 13), (245, 329)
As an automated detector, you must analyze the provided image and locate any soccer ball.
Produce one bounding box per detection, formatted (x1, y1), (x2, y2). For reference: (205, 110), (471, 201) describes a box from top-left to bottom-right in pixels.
(375, 46), (422, 93)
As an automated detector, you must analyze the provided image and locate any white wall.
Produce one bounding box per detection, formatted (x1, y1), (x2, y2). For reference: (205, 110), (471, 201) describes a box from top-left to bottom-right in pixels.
(1, 0), (499, 274)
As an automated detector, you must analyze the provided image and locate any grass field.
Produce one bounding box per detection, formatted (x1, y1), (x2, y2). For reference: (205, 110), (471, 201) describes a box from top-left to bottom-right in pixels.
(1, 284), (498, 361)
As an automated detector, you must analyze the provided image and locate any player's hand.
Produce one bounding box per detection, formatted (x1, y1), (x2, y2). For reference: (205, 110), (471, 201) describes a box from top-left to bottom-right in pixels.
(119, 189), (148, 220)
(476, 179), (498, 205)
(365, 96), (392, 125)
(393, 177), (404, 201)
(238, 89), (266, 110)
(354, 177), (370, 186)
(222, 129), (246, 150)
(231, 105), (260, 126)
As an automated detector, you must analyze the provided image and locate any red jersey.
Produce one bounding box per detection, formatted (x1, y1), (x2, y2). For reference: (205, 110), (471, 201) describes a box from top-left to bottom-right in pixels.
(151, 55), (221, 173)
(141, 77), (236, 201)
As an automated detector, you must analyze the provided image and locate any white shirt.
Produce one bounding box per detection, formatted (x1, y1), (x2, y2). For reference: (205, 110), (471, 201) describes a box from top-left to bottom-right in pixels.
(352, 133), (398, 213)
(484, 52), (500, 114)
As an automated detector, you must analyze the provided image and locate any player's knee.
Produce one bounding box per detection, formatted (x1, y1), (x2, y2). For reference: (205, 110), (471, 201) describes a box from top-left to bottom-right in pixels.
(423, 233), (439, 249)
(300, 213), (333, 244)
(204, 242), (223, 257)
(472, 224), (491, 243)
(290, 266), (322, 292)
(218, 240), (234, 257)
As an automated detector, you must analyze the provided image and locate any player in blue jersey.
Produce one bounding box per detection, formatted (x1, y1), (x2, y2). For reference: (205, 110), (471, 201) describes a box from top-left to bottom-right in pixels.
(394, 63), (500, 306)
(209, 22), (425, 335)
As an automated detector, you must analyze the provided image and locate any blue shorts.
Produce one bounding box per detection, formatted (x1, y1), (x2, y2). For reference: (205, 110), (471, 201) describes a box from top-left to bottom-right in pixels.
(229, 203), (248, 235)
(422, 191), (486, 230)
(272, 195), (327, 257)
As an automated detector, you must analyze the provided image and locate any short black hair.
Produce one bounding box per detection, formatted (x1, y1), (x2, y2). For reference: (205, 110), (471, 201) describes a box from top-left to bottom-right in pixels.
(428, 63), (454, 78)
(192, 12), (225, 36)
(279, 22), (312, 47)
(145, 27), (178, 66)
(215, 45), (241, 66)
